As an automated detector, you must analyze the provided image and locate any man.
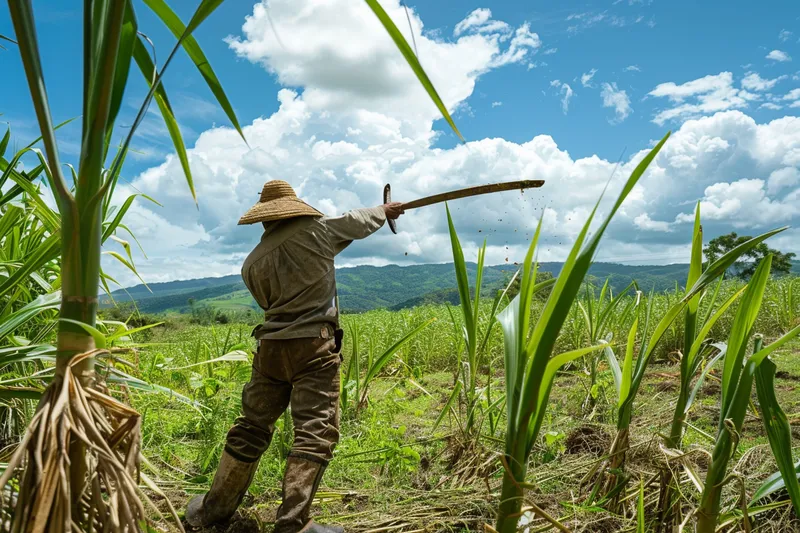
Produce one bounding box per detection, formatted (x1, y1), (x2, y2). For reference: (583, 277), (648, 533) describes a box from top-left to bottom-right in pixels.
(186, 180), (404, 532)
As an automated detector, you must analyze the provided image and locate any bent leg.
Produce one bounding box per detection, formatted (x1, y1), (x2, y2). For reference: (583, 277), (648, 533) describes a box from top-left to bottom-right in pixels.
(187, 342), (292, 527)
(225, 342), (293, 463)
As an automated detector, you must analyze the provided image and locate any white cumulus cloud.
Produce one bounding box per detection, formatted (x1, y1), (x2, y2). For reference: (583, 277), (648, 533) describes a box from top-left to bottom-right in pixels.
(741, 72), (787, 91)
(581, 68), (598, 87)
(766, 50), (792, 62)
(648, 72), (758, 125)
(600, 82), (632, 123)
(99, 4), (800, 285)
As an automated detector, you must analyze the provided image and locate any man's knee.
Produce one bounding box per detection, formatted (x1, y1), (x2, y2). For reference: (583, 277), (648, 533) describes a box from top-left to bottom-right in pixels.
(225, 417), (274, 463)
(225, 364), (290, 463)
(289, 368), (341, 464)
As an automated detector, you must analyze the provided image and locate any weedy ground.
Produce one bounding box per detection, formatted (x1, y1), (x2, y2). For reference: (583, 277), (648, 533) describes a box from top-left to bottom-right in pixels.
(128, 306), (800, 533)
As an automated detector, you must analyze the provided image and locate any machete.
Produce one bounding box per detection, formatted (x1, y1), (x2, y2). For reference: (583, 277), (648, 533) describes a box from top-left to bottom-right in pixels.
(382, 179), (544, 234)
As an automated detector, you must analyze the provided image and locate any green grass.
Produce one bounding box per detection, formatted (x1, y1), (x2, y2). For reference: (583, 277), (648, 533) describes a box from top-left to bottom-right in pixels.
(113, 279), (800, 531)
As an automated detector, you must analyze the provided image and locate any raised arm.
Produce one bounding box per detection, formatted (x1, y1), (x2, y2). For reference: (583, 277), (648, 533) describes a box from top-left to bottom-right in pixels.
(324, 203), (404, 255)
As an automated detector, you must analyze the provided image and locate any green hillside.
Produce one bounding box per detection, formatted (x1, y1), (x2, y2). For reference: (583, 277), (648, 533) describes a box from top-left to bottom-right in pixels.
(102, 261), (710, 315)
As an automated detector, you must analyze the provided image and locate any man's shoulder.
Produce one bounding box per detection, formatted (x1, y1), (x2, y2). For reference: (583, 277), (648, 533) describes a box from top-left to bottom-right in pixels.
(242, 217), (329, 270)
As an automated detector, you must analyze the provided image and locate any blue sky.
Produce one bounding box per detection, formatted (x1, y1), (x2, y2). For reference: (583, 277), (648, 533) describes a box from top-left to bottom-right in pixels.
(2, 0), (799, 285)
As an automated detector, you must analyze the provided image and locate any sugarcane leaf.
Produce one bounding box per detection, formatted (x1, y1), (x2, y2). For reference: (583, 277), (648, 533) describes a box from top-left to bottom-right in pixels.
(752, 462), (800, 506)
(521, 132), (671, 450)
(105, 366), (202, 410)
(688, 229), (786, 300)
(106, 322), (165, 343)
(533, 277), (556, 295)
(529, 342), (608, 447)
(517, 214), (543, 366)
(684, 462), (705, 493)
(6, 0), (72, 206)
(183, 0), (225, 35)
(364, 0), (463, 142)
(596, 280), (636, 338)
(103, 250), (149, 290)
(141, 0), (245, 142)
(364, 318), (435, 383)
(0, 232), (60, 300)
(473, 241), (486, 329)
(748, 323), (800, 368)
(754, 357), (800, 516)
(637, 478), (646, 533)
(105, 1), (137, 157)
(106, 0), (227, 200)
(604, 345), (622, 395)
(721, 256), (772, 416)
(630, 297), (687, 385)
(169, 350), (250, 370)
(498, 293), (522, 420)
(446, 204), (474, 338)
(131, 36), (196, 202)
(683, 202), (703, 358)
(1, 149), (59, 230)
(0, 128), (9, 159)
(478, 268), (520, 355)
(432, 380), (461, 433)
(686, 287), (745, 375)
(686, 344), (726, 414)
(619, 317), (638, 407)
(59, 318), (107, 349)
(102, 192), (161, 242)
(0, 344), (56, 365)
(0, 387), (43, 400)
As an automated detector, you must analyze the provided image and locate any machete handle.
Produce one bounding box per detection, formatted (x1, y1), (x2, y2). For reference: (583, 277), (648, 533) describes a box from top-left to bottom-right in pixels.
(383, 183), (397, 234)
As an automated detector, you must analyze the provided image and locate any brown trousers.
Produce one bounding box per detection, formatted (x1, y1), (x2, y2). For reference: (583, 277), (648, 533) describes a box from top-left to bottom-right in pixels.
(225, 328), (341, 465)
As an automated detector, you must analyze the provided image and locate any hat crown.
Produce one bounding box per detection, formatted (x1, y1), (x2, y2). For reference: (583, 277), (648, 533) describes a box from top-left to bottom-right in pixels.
(260, 180), (296, 202)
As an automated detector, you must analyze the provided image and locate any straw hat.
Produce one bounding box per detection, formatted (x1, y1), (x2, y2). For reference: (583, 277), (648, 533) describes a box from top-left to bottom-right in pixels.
(238, 180), (323, 225)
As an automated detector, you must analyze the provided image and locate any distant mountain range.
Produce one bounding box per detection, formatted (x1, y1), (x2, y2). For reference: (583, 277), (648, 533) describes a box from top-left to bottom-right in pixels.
(102, 260), (800, 315)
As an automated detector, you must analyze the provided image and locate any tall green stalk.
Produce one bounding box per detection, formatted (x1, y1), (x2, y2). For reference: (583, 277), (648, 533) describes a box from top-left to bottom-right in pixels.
(494, 132), (672, 532)
(3, 0), (246, 528)
(596, 221), (787, 503)
(577, 279), (637, 412)
(667, 203), (704, 449)
(446, 215), (486, 433)
(696, 257), (800, 532)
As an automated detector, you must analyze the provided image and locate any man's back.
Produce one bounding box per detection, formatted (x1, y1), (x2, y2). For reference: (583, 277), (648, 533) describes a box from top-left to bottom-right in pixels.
(242, 207), (386, 340)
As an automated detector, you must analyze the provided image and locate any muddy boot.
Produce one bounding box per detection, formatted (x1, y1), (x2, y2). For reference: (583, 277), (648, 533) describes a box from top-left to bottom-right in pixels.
(274, 456), (344, 533)
(185, 451), (260, 528)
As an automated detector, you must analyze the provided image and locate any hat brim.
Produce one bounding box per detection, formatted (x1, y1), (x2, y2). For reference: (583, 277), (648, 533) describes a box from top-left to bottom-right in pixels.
(238, 198), (323, 225)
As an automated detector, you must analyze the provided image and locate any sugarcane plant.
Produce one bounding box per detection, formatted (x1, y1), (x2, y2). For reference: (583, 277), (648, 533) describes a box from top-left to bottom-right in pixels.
(592, 221), (787, 506)
(695, 255), (800, 532)
(1, 0), (465, 528)
(446, 226), (488, 440)
(0, 0), (251, 529)
(665, 204), (747, 451)
(769, 275), (799, 334)
(439, 211), (555, 442)
(576, 278), (638, 415)
(492, 133), (674, 533)
(341, 317), (435, 416)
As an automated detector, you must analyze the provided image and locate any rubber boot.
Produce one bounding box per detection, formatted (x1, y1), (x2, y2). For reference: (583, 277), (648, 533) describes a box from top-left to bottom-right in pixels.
(274, 456), (344, 533)
(185, 451), (260, 528)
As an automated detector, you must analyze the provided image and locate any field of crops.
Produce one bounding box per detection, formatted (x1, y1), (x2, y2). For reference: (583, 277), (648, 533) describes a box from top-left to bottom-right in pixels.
(116, 271), (800, 533)
(3, 117), (800, 531)
(2, 2), (800, 532)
